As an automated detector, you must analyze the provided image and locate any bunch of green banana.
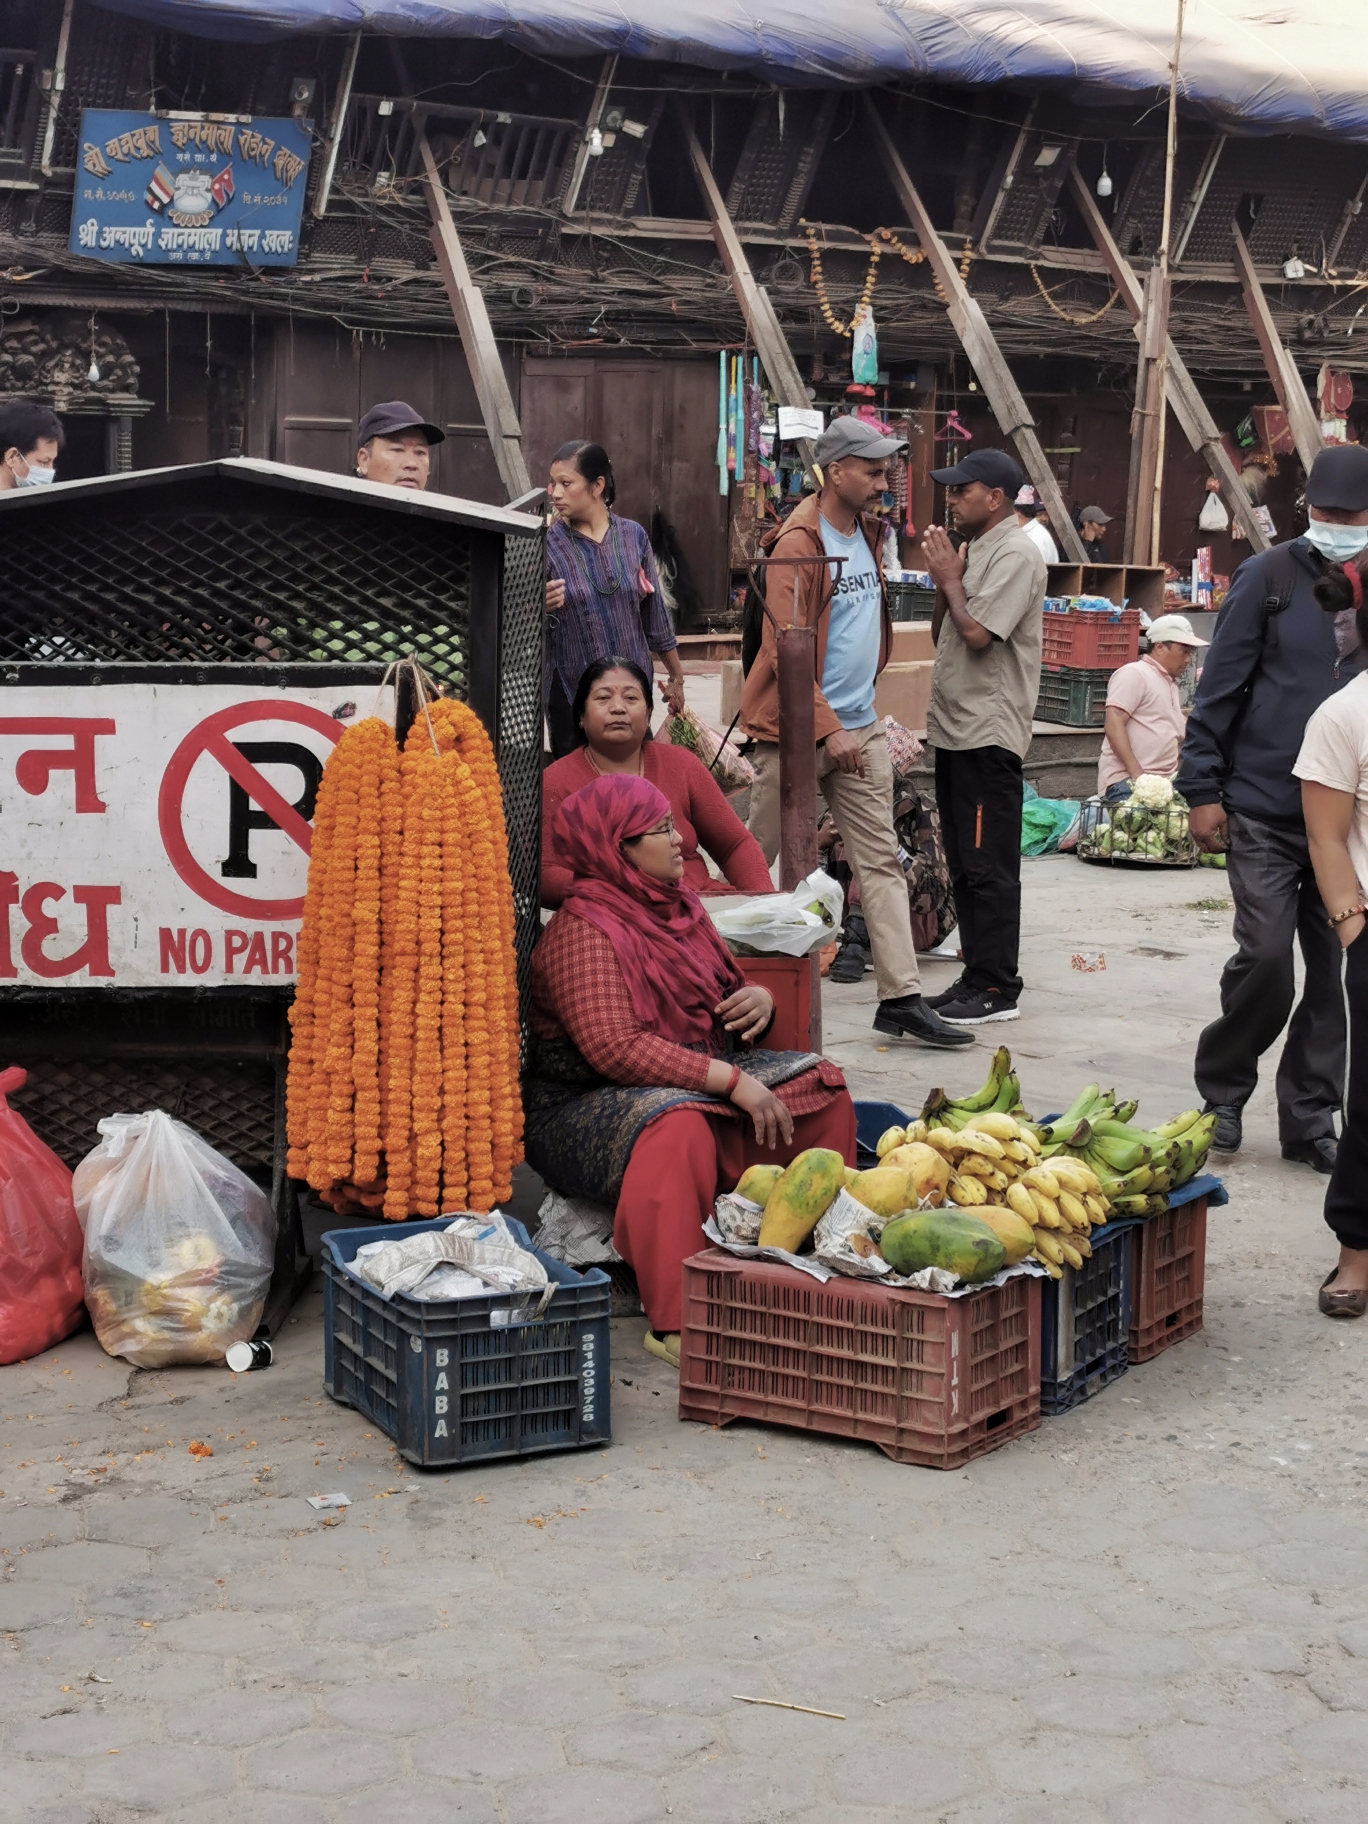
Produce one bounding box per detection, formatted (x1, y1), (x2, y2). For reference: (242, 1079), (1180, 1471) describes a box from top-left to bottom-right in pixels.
(920, 1047), (1029, 1131)
(1044, 1101), (1215, 1212)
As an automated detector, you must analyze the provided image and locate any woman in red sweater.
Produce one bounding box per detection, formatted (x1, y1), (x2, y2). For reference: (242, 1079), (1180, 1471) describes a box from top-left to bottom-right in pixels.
(540, 656), (773, 908)
(527, 774), (853, 1366)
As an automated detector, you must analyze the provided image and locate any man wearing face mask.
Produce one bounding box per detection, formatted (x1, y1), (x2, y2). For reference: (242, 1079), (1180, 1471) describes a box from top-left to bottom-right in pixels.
(1176, 444), (1368, 1170)
(0, 399), (64, 493)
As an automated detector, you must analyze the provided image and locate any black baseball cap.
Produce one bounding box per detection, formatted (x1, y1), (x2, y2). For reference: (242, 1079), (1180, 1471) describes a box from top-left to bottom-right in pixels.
(356, 400), (445, 447)
(1306, 444), (1368, 512)
(930, 448), (1024, 495)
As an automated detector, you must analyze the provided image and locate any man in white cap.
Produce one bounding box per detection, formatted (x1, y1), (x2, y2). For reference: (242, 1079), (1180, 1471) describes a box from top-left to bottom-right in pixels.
(740, 415), (971, 1049)
(1098, 613), (1208, 801)
(1013, 486), (1059, 564)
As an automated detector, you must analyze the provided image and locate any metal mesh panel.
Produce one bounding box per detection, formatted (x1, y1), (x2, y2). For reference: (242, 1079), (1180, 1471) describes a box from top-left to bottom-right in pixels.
(9, 1056), (277, 1172)
(0, 492), (471, 687)
(1180, 140), (1368, 268)
(726, 93), (835, 230)
(498, 526), (546, 1027)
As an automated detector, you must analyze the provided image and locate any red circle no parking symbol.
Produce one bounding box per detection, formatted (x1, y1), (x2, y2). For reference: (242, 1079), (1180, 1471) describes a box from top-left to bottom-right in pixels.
(157, 700), (342, 920)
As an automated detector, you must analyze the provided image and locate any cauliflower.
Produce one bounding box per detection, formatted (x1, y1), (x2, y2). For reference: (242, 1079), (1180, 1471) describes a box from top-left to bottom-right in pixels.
(1130, 773), (1175, 811)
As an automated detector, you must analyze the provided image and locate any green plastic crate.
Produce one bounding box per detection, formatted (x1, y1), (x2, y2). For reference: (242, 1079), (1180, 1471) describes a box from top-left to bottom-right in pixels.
(1035, 664), (1111, 728)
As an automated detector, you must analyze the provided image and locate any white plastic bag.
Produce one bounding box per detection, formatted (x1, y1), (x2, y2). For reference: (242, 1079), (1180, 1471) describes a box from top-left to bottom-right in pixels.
(74, 1111), (274, 1368)
(1198, 489), (1230, 532)
(704, 867), (844, 956)
(534, 1191), (621, 1266)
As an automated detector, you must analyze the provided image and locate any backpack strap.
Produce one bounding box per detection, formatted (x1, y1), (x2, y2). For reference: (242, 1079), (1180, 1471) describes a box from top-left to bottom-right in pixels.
(1256, 543), (1302, 652)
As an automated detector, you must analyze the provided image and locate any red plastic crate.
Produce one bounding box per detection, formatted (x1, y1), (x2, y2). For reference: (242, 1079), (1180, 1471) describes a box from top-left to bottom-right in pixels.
(1129, 1198), (1207, 1362)
(1040, 607), (1140, 671)
(677, 1250), (1040, 1468)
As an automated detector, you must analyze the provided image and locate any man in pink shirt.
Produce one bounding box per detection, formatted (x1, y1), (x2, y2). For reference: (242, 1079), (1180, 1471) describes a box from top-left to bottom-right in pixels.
(1098, 613), (1208, 799)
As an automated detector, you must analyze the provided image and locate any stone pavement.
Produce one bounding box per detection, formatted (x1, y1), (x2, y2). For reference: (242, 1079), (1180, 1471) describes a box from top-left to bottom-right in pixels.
(4, 857), (1367, 1824)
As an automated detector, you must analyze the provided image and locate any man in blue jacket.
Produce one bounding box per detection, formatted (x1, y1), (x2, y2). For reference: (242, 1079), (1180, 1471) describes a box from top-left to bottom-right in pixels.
(1176, 444), (1368, 1168)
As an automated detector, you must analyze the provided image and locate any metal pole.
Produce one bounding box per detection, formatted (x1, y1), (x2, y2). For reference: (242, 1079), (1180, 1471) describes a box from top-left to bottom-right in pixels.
(776, 624), (818, 894)
(1149, 0), (1187, 566)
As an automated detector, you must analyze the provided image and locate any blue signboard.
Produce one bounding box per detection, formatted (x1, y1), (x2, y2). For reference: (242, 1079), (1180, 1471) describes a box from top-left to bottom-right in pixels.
(69, 110), (312, 267)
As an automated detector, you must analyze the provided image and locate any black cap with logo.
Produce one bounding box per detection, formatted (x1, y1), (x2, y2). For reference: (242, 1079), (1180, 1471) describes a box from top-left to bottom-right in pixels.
(929, 447), (1024, 496)
(356, 400), (445, 448)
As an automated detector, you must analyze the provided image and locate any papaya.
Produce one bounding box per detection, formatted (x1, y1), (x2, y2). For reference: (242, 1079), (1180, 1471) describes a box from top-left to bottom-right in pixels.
(756, 1148), (847, 1252)
(844, 1166), (861, 1189)
(878, 1142), (951, 1205)
(847, 1166), (916, 1220)
(735, 1163), (785, 1207)
(878, 1211), (1006, 1283)
(975, 1207), (1036, 1267)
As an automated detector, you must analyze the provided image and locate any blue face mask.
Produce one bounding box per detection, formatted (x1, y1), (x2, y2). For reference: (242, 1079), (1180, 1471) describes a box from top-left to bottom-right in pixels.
(1306, 519), (1368, 562)
(14, 461), (55, 488)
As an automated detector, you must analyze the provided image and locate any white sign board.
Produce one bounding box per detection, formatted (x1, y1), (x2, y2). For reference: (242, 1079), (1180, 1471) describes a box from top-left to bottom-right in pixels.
(0, 684), (392, 988)
(777, 405), (824, 443)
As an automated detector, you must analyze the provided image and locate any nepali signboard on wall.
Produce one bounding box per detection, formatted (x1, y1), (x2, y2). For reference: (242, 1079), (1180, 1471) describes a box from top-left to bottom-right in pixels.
(0, 684), (391, 988)
(69, 110), (311, 267)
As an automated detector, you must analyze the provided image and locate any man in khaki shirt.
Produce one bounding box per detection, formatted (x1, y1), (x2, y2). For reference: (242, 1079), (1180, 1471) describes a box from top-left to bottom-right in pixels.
(922, 449), (1047, 1024)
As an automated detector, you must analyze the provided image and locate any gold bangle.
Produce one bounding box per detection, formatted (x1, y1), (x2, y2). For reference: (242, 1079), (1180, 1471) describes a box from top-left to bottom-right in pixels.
(1329, 905), (1366, 927)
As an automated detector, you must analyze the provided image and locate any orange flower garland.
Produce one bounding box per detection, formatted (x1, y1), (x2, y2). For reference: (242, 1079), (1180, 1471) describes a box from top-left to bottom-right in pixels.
(285, 687), (524, 1219)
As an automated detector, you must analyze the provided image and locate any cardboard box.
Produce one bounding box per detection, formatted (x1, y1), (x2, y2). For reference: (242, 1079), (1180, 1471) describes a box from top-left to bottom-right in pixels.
(720, 658), (743, 727)
(874, 659), (934, 735)
(890, 622), (935, 664)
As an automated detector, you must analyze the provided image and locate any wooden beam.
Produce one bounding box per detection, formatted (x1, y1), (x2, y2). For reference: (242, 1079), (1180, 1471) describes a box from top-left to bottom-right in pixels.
(1067, 166), (1270, 552)
(865, 97), (1088, 563)
(418, 133), (532, 502)
(1125, 265), (1170, 565)
(677, 103), (818, 482)
(1231, 221), (1323, 472)
(311, 31), (361, 219)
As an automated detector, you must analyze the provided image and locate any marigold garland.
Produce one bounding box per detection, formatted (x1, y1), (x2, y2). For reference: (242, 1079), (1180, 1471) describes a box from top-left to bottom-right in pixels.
(285, 688), (525, 1219)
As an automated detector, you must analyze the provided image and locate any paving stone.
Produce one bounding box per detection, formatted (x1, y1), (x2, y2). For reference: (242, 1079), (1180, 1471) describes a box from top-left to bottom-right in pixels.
(4, 1702), (153, 1759)
(1139, 1721), (1291, 1786)
(0, 1752), (80, 1821)
(1104, 1778), (1277, 1824)
(1203, 1629), (1310, 1674)
(247, 1728), (404, 1795)
(156, 1608), (295, 1656)
(1306, 1657), (1368, 1711)
(665, 1753), (818, 1822)
(321, 1681), (461, 1735)
(983, 1731), (1142, 1798)
(83, 1494), (207, 1548)
(79, 1741), (238, 1807)
(466, 1666), (619, 1729)
(1257, 1772), (1368, 1823)
(332, 1783), (502, 1824)
(1287, 1710), (1368, 1775)
(410, 1719), (566, 1785)
(498, 1767), (666, 1824)
(566, 1709), (715, 1771)
(1336, 1618), (1368, 1658)
(620, 1657), (768, 1717)
(1027, 1675), (1175, 1737)
(164, 1692), (315, 1746)
(925, 1642), (1064, 1694)
(14, 1542), (150, 1586)
(1060, 1632), (1202, 1682)
(829, 1741), (976, 1811)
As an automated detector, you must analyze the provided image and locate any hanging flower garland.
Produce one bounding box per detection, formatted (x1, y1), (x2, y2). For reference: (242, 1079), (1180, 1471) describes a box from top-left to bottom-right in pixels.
(286, 674), (524, 1220)
(803, 223), (977, 331)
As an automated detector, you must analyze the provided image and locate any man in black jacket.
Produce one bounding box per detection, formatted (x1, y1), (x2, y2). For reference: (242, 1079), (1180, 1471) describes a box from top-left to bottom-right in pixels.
(1176, 444), (1368, 1168)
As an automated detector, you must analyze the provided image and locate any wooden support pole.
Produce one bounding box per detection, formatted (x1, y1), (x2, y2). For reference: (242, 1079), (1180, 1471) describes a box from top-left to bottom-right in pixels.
(1067, 166), (1269, 553)
(1125, 265), (1170, 565)
(311, 32), (360, 219)
(418, 133), (532, 502)
(1231, 222), (1323, 473)
(677, 104), (819, 484)
(864, 96), (1088, 564)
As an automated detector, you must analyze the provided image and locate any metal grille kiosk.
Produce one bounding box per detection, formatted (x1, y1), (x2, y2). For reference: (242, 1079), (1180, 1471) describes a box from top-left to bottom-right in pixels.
(0, 459), (543, 1328)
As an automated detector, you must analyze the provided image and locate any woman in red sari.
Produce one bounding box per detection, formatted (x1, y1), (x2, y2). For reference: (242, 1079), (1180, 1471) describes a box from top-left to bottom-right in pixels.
(525, 774), (855, 1367)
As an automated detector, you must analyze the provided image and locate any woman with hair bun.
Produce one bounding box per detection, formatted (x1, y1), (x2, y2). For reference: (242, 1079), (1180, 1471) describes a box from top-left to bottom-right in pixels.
(1296, 544), (1368, 1317)
(543, 440), (687, 757)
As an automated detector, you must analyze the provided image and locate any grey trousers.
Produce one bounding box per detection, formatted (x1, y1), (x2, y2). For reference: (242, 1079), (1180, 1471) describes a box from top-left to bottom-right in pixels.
(1193, 811), (1345, 1142)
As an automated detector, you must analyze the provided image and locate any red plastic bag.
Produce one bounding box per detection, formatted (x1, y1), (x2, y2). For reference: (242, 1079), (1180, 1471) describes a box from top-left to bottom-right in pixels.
(0, 1067), (86, 1365)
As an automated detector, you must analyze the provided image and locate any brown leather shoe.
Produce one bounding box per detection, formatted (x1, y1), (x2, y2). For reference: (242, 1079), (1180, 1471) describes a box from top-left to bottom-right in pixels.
(1319, 1268), (1368, 1320)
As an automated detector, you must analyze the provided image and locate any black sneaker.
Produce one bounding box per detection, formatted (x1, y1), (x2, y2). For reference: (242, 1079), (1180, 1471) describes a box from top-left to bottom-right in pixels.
(828, 939), (871, 984)
(1281, 1136), (1335, 1173)
(873, 994), (975, 1048)
(924, 975), (967, 1011)
(1204, 1101), (1242, 1153)
(937, 988), (1020, 1025)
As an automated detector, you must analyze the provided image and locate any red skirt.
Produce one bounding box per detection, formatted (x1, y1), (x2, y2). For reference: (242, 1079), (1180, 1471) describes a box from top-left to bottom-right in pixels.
(612, 1072), (856, 1334)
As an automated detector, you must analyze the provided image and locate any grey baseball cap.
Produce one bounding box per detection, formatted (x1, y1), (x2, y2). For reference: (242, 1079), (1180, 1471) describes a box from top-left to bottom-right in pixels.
(1079, 504), (1112, 524)
(356, 400), (445, 447)
(814, 417), (908, 463)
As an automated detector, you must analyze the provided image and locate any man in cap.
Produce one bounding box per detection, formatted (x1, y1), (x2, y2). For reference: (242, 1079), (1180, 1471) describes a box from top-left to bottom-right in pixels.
(1013, 486), (1060, 564)
(1098, 612), (1208, 801)
(921, 447), (1048, 1025)
(740, 415), (971, 1049)
(355, 401), (444, 491)
(1079, 506), (1112, 563)
(1176, 442), (1368, 1168)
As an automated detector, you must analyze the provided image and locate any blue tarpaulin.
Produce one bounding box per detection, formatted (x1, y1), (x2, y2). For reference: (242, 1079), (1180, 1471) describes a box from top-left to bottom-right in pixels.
(91, 1), (1368, 141)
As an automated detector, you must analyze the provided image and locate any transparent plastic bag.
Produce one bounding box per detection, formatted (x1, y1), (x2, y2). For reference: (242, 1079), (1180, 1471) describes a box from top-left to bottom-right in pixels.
(704, 867), (844, 956)
(0, 1066), (86, 1366)
(662, 705), (756, 792)
(74, 1111), (274, 1368)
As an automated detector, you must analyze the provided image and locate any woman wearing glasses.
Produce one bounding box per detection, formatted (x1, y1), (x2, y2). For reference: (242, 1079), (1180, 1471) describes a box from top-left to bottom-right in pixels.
(525, 773), (854, 1367)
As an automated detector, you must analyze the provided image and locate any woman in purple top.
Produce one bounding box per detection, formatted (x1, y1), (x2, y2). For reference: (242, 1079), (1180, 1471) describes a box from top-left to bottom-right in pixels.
(544, 441), (686, 757)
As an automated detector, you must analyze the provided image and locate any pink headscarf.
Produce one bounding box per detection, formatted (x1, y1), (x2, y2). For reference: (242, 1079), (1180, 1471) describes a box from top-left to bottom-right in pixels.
(554, 774), (744, 1044)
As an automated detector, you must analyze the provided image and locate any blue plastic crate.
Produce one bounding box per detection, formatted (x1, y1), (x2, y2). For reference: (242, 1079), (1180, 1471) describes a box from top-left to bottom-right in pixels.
(1039, 1217), (1138, 1416)
(322, 1216), (611, 1469)
(854, 1098), (913, 1165)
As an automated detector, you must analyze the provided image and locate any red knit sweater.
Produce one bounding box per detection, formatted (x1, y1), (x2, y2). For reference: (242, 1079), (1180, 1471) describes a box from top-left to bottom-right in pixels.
(540, 740), (773, 909)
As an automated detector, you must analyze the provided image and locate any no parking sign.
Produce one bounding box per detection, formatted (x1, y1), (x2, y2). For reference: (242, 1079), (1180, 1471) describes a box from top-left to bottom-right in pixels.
(0, 684), (389, 987)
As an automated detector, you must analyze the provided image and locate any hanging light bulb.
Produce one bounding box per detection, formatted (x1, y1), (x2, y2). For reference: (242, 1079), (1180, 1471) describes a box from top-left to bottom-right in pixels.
(87, 312), (99, 384)
(87, 359), (100, 383)
(587, 127), (604, 158)
(1096, 149), (1113, 198)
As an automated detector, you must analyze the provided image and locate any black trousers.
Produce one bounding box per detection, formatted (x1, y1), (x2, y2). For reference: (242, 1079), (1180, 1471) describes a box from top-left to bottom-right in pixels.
(1326, 931), (1368, 1248)
(1193, 812), (1344, 1142)
(934, 745), (1024, 1000)
(546, 672), (579, 760)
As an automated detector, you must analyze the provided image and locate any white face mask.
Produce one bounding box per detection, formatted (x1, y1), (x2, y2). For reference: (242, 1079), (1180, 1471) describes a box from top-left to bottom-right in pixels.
(1306, 518), (1368, 562)
(13, 461), (55, 488)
